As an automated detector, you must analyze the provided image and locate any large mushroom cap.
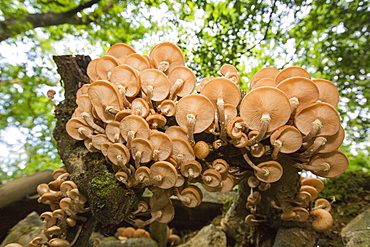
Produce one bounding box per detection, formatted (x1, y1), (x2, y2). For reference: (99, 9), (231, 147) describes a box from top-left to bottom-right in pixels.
(312, 78), (340, 107)
(249, 67), (280, 90)
(96, 55), (120, 80)
(86, 58), (100, 82)
(150, 161), (178, 189)
(239, 86), (291, 132)
(276, 77), (319, 111)
(106, 43), (136, 59)
(151, 202), (175, 224)
(140, 69), (171, 101)
(316, 125), (345, 153)
(121, 53), (151, 72)
(109, 64), (141, 98)
(200, 77), (241, 107)
(175, 94), (215, 134)
(88, 80), (123, 123)
(171, 138), (195, 164)
(294, 102), (340, 137)
(270, 125), (302, 154)
(119, 115), (150, 142)
(274, 66), (311, 84)
(310, 208), (333, 232)
(309, 150), (349, 178)
(149, 42), (185, 74)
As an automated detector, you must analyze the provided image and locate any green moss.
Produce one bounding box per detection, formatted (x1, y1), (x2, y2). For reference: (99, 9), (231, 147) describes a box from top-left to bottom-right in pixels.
(90, 170), (120, 198)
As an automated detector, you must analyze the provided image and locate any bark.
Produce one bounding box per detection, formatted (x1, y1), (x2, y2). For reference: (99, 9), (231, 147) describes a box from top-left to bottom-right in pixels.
(52, 55), (143, 244)
(0, 0), (100, 42)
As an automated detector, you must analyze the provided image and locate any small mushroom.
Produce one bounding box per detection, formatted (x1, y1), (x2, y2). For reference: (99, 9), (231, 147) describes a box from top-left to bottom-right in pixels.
(66, 118), (94, 140)
(168, 66), (196, 100)
(175, 185), (203, 208)
(171, 138), (195, 166)
(149, 131), (173, 161)
(86, 58), (100, 82)
(219, 64), (240, 84)
(193, 140), (211, 160)
(292, 207), (309, 222)
(48, 238), (71, 247)
(130, 137), (153, 168)
(270, 125), (302, 159)
(158, 99), (176, 117)
(105, 121), (124, 143)
(121, 53), (151, 72)
(106, 143), (131, 170)
(106, 43), (136, 59)
(40, 211), (57, 228)
(149, 42), (185, 74)
(249, 67), (280, 90)
(301, 177), (325, 193)
(226, 117), (247, 139)
(119, 115), (150, 148)
(312, 78), (340, 108)
(180, 160), (202, 180)
(274, 66), (311, 84)
(147, 161), (178, 189)
(146, 114), (167, 129)
(310, 208), (333, 232)
(95, 55), (120, 80)
(131, 98), (150, 118)
(165, 126), (188, 140)
(201, 169), (222, 188)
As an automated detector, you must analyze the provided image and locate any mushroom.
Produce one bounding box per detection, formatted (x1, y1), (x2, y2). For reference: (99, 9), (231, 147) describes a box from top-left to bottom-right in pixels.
(105, 121), (124, 143)
(168, 66), (196, 100)
(48, 238), (71, 247)
(200, 77), (241, 143)
(312, 78), (340, 108)
(149, 131), (173, 161)
(40, 211), (57, 228)
(115, 109), (133, 121)
(91, 134), (110, 151)
(175, 94), (215, 146)
(300, 136), (327, 159)
(131, 98), (150, 118)
(95, 55), (120, 81)
(313, 198), (332, 211)
(106, 43), (136, 59)
(274, 66), (311, 84)
(239, 86), (291, 146)
(149, 42), (185, 74)
(219, 64), (240, 84)
(291, 207), (309, 222)
(87, 80), (123, 122)
(226, 117), (247, 139)
(86, 58), (100, 82)
(252, 78), (277, 88)
(193, 140), (211, 159)
(130, 137), (153, 168)
(171, 138), (195, 166)
(294, 101), (340, 142)
(139, 68), (171, 108)
(301, 177), (325, 193)
(249, 67), (280, 90)
(165, 126), (188, 140)
(180, 160), (202, 180)
(249, 143), (265, 158)
(244, 214), (267, 226)
(212, 159), (229, 176)
(303, 125), (345, 155)
(119, 115), (151, 148)
(134, 166), (152, 185)
(158, 99), (176, 117)
(146, 114), (167, 129)
(106, 143), (131, 172)
(296, 150), (349, 178)
(44, 225), (62, 239)
(146, 161), (178, 189)
(201, 169), (222, 188)
(121, 53), (151, 72)
(132, 228), (151, 238)
(66, 118), (94, 140)
(175, 185), (203, 208)
(310, 208), (333, 232)
(270, 125), (302, 160)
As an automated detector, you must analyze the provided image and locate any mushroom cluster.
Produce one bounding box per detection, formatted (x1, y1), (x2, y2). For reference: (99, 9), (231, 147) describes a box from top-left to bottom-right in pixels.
(30, 166), (89, 247)
(65, 42), (348, 233)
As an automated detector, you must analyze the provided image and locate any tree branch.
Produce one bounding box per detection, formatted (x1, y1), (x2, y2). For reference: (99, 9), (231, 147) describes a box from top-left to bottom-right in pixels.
(0, 0), (100, 42)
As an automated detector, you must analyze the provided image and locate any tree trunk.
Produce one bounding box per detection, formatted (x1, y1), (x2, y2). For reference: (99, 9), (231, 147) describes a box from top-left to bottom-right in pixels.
(52, 55), (143, 244)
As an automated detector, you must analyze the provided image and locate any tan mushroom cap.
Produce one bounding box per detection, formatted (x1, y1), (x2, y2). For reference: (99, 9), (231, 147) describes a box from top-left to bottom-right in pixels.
(115, 109), (132, 122)
(314, 198), (332, 211)
(150, 161), (178, 189)
(140, 69), (171, 101)
(300, 185), (319, 200)
(86, 58), (100, 82)
(218, 173), (235, 193)
(135, 166), (152, 183)
(119, 115), (151, 142)
(146, 114), (167, 129)
(270, 125), (302, 158)
(91, 133), (109, 150)
(180, 160), (202, 178)
(107, 43), (136, 59)
(109, 64), (141, 98)
(165, 126), (188, 140)
(151, 202), (175, 224)
(252, 78), (277, 89)
(240, 86), (291, 132)
(131, 98), (150, 118)
(249, 67), (280, 90)
(219, 64), (239, 84)
(105, 121), (124, 143)
(200, 77), (241, 107)
(226, 117), (247, 139)
(149, 42), (185, 74)
(250, 143), (265, 158)
(168, 66), (196, 98)
(171, 138), (195, 164)
(212, 159), (229, 175)
(223, 104), (238, 125)
(254, 160), (283, 183)
(292, 207), (309, 222)
(301, 177), (325, 193)
(88, 80), (123, 123)
(96, 55), (120, 80)
(276, 76), (319, 112)
(310, 208), (333, 232)
(309, 150), (349, 178)
(76, 95), (93, 116)
(274, 66), (311, 84)
(294, 101), (340, 138)
(131, 137), (154, 165)
(316, 125), (345, 154)
(76, 84), (90, 98)
(149, 131), (173, 161)
(120, 53), (151, 72)
(312, 78), (340, 107)
(158, 99), (176, 117)
(107, 143), (130, 167)
(202, 169), (222, 187)
(66, 118), (94, 140)
(193, 140), (210, 159)
(175, 94), (215, 133)
(179, 185), (203, 208)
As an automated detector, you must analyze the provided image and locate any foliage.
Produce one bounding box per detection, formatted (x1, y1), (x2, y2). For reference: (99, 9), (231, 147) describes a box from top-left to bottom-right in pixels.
(0, 0), (369, 181)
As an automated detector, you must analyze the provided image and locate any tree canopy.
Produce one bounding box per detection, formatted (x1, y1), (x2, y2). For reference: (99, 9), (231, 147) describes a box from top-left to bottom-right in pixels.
(0, 0), (369, 181)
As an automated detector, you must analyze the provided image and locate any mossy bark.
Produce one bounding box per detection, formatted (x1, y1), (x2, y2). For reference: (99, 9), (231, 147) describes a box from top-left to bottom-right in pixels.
(53, 55), (143, 244)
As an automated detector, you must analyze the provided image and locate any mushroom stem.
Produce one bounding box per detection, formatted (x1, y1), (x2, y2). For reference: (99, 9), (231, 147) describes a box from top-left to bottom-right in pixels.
(289, 97), (299, 113)
(271, 140), (282, 160)
(186, 113), (196, 146)
(174, 187), (191, 205)
(146, 85), (154, 109)
(169, 78), (184, 100)
(217, 97), (228, 144)
(153, 149), (160, 161)
(117, 156), (133, 178)
(241, 148), (269, 175)
(103, 104), (119, 115)
(247, 114), (271, 146)
(125, 211), (162, 227)
(158, 61), (170, 72)
(81, 112), (105, 134)
(127, 130), (136, 149)
(134, 151), (142, 169)
(303, 119), (322, 142)
(78, 127), (93, 139)
(117, 85), (132, 108)
(300, 137), (327, 159)
(294, 162), (331, 172)
(143, 174), (164, 187)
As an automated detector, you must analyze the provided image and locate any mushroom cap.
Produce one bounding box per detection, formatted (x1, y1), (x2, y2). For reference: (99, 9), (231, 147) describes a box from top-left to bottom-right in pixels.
(96, 55), (120, 80)
(88, 80), (123, 123)
(48, 238), (71, 247)
(212, 159), (229, 175)
(76, 84), (90, 98)
(310, 208), (333, 232)
(180, 185), (203, 208)
(140, 69), (171, 101)
(131, 98), (150, 118)
(226, 117), (247, 139)
(240, 86), (291, 132)
(109, 64), (141, 97)
(146, 114), (167, 128)
(301, 177), (325, 193)
(316, 125), (345, 154)
(200, 77), (241, 107)
(281, 210), (297, 221)
(120, 115), (151, 141)
(274, 66), (311, 84)
(66, 118), (94, 140)
(292, 207), (309, 222)
(135, 166), (152, 183)
(149, 131), (173, 161)
(105, 121), (124, 143)
(86, 58), (100, 82)
(171, 138), (195, 164)
(175, 94), (215, 134)
(115, 109), (133, 122)
(309, 150), (349, 178)
(245, 214), (258, 226)
(91, 134), (110, 150)
(218, 173), (235, 193)
(158, 99), (176, 117)
(276, 76), (319, 111)
(121, 53), (151, 72)
(150, 161), (178, 189)
(254, 160), (283, 183)
(220, 64), (238, 75)
(106, 143), (130, 167)
(247, 176), (260, 188)
(131, 138), (153, 164)
(106, 43), (136, 59)
(76, 95), (93, 116)
(165, 126), (188, 140)
(270, 125), (302, 154)
(133, 228), (151, 238)
(312, 78), (340, 107)
(314, 198), (332, 211)
(294, 102), (340, 137)
(193, 140), (210, 159)
(252, 78), (277, 89)
(168, 66), (196, 97)
(223, 104), (238, 124)
(180, 160), (202, 178)
(250, 143), (265, 158)
(149, 42), (185, 74)
(202, 169), (222, 187)
(151, 202), (175, 224)
(250, 67), (280, 90)
(300, 185), (319, 200)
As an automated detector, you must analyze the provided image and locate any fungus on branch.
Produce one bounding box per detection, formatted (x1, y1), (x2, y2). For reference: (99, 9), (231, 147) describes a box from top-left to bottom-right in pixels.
(168, 66), (196, 100)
